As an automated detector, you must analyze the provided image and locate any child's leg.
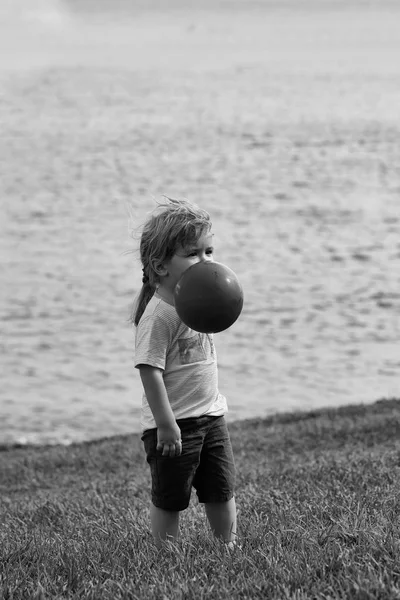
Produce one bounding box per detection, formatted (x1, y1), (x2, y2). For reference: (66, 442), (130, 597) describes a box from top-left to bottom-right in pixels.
(204, 496), (237, 543)
(150, 502), (180, 545)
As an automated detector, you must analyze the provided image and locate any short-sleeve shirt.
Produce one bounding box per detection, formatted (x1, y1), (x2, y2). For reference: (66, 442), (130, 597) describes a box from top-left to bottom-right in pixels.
(135, 295), (227, 431)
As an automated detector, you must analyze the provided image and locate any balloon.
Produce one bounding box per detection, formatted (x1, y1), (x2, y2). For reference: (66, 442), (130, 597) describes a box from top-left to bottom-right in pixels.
(174, 261), (244, 333)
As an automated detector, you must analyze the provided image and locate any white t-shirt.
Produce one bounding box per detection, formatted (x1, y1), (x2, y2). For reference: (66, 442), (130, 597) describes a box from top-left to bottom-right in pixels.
(134, 295), (227, 431)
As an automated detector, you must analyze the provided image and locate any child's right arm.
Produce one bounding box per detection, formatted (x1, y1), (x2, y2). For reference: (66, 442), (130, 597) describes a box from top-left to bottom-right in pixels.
(138, 365), (182, 458)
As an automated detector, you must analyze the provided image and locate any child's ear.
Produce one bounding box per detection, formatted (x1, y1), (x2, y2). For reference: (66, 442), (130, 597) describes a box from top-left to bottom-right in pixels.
(154, 262), (168, 277)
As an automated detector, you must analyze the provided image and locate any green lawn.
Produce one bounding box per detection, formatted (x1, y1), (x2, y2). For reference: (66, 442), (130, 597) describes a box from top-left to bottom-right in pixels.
(1, 398), (400, 599)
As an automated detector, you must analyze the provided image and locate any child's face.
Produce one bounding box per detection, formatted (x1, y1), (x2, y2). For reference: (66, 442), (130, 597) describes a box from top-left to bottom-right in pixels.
(161, 231), (214, 292)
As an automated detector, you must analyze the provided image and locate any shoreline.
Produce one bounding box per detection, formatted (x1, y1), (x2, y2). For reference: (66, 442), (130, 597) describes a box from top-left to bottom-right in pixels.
(1, 396), (398, 454)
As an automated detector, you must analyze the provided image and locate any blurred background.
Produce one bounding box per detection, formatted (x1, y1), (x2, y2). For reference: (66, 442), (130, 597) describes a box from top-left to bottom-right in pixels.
(1, 0), (399, 446)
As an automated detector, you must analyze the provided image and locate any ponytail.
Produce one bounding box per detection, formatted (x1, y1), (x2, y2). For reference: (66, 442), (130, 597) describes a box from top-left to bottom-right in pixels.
(132, 281), (155, 326)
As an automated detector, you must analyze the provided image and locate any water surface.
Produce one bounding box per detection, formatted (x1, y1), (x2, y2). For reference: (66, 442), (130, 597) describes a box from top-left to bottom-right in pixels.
(1, 0), (399, 445)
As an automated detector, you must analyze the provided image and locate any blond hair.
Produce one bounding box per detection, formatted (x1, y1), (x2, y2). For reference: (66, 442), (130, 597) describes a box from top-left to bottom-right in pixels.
(133, 198), (211, 325)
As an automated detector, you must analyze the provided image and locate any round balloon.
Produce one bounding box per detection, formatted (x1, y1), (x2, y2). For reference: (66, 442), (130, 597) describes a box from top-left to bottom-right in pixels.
(173, 261), (244, 333)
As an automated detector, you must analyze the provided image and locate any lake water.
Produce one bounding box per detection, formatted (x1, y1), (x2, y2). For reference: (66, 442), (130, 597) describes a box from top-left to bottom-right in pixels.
(1, 0), (399, 446)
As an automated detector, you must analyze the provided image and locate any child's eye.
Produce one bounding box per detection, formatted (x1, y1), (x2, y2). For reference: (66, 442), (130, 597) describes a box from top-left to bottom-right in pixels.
(206, 248), (214, 255)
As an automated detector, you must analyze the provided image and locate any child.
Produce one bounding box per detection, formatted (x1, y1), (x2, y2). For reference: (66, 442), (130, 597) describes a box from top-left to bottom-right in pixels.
(133, 198), (237, 547)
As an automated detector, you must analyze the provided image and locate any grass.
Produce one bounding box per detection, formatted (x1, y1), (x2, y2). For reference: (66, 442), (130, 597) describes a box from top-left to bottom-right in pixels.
(1, 398), (400, 599)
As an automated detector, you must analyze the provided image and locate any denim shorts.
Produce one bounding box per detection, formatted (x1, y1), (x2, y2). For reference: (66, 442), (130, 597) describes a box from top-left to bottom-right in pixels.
(141, 415), (236, 512)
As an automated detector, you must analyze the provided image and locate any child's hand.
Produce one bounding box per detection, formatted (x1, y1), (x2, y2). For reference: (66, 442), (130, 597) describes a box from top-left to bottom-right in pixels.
(157, 423), (182, 458)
